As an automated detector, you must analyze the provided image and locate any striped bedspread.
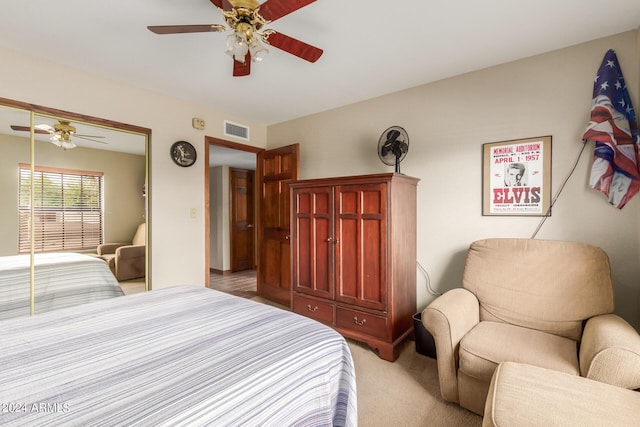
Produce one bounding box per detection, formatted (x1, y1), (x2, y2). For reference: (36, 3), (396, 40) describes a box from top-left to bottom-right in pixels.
(0, 286), (357, 426)
(0, 252), (124, 319)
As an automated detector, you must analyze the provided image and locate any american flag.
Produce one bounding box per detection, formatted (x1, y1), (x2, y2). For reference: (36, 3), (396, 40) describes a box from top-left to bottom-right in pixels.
(582, 49), (640, 209)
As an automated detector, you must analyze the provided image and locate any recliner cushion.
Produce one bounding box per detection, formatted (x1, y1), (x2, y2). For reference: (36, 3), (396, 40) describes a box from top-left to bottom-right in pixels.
(132, 223), (145, 246)
(463, 239), (614, 340)
(459, 321), (580, 383)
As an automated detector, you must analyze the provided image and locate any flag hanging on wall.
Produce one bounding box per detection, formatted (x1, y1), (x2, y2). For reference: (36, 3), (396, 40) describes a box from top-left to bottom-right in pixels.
(582, 49), (640, 209)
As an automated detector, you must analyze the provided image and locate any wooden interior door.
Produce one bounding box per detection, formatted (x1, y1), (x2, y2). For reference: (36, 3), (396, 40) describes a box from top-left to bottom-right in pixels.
(257, 144), (299, 306)
(230, 168), (255, 272)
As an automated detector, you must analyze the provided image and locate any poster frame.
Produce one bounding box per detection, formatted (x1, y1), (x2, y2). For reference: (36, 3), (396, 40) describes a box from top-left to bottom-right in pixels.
(482, 136), (552, 216)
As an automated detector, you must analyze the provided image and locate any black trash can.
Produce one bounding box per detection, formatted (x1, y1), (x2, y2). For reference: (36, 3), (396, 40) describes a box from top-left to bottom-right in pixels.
(412, 312), (437, 359)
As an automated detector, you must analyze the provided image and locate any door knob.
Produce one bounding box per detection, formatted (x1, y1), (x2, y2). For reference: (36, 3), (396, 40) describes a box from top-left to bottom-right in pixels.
(246, 224), (253, 228)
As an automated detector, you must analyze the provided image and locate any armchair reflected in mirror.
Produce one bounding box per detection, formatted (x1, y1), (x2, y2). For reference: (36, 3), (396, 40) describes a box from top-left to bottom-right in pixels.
(97, 223), (146, 282)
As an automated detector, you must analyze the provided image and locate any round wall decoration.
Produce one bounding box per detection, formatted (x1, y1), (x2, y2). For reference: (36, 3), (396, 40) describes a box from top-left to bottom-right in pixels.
(170, 141), (197, 167)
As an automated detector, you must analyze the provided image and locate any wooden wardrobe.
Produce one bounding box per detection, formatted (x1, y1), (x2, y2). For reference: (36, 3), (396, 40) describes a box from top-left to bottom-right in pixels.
(290, 173), (418, 361)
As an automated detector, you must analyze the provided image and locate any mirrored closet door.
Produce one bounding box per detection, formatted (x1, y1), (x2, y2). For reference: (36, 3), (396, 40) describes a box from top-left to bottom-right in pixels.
(0, 100), (150, 318)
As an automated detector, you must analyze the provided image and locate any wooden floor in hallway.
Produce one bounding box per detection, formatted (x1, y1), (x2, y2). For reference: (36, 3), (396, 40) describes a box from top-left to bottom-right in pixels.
(209, 269), (257, 299)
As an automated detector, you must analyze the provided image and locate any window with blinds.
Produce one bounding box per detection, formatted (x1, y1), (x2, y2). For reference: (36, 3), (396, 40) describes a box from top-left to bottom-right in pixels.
(19, 164), (104, 253)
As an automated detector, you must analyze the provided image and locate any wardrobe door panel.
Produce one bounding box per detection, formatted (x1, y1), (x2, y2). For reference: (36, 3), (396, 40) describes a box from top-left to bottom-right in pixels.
(335, 183), (387, 311)
(292, 186), (333, 299)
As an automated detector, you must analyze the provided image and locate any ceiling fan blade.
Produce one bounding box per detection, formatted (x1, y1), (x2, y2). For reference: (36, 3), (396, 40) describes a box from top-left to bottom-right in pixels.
(258, 0), (316, 22)
(233, 53), (251, 77)
(263, 31), (323, 63)
(147, 24), (227, 34)
(75, 135), (107, 144)
(35, 124), (55, 132)
(10, 125), (53, 134)
(76, 134), (105, 139)
(210, 0), (234, 10)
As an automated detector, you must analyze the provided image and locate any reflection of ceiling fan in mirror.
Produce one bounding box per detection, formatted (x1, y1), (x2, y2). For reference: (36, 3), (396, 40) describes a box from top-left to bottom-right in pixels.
(147, 0), (323, 77)
(10, 120), (106, 150)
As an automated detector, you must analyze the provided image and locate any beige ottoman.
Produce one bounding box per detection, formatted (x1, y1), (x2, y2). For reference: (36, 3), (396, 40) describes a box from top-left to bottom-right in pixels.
(483, 362), (640, 427)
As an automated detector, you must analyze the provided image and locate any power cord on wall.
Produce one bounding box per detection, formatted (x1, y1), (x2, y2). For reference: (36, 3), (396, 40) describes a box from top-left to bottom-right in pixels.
(417, 141), (589, 297)
(531, 140), (589, 239)
(418, 260), (441, 296)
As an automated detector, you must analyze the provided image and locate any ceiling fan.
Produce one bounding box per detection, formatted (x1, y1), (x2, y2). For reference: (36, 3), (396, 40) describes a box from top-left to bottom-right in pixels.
(11, 120), (106, 150)
(147, 0), (323, 77)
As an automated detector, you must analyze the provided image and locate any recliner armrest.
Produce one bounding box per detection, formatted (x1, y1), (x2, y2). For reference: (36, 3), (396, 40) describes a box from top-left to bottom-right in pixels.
(115, 244), (145, 260)
(422, 288), (480, 402)
(113, 244), (146, 281)
(579, 313), (640, 389)
(97, 243), (127, 255)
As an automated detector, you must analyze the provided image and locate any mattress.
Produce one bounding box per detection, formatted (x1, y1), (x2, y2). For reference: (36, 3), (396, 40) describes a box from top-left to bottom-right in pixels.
(0, 286), (357, 426)
(0, 252), (124, 319)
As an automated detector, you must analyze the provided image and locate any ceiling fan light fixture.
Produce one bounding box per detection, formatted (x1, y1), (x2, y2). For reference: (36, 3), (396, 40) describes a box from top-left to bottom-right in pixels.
(226, 32), (249, 62)
(50, 133), (76, 150)
(60, 140), (77, 150)
(249, 38), (268, 62)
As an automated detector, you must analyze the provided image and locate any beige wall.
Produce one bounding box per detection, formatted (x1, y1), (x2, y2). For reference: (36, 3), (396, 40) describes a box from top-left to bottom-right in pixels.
(268, 30), (640, 330)
(2, 29), (638, 329)
(0, 133), (145, 255)
(209, 165), (230, 272)
(0, 45), (267, 289)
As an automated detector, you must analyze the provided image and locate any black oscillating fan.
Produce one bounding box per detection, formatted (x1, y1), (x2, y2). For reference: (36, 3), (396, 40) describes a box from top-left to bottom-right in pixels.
(377, 126), (409, 173)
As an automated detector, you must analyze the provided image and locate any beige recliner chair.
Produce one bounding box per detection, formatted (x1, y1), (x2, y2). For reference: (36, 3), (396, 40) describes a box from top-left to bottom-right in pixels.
(97, 223), (145, 281)
(422, 238), (640, 415)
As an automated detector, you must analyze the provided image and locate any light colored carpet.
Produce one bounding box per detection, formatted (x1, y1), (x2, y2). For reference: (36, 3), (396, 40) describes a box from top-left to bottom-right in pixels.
(349, 339), (481, 427)
(251, 296), (482, 426)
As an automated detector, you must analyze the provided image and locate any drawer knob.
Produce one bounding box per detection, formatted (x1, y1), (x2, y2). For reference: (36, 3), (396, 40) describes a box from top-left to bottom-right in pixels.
(353, 316), (367, 326)
(307, 304), (318, 312)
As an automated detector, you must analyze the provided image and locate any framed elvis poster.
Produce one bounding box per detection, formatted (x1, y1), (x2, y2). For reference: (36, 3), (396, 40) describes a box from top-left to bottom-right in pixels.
(482, 136), (552, 216)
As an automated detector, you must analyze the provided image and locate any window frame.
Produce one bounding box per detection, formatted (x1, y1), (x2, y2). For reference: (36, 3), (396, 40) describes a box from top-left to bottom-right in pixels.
(18, 163), (105, 253)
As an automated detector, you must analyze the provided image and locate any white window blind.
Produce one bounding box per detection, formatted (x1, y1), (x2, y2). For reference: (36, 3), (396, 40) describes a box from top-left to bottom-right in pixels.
(19, 164), (104, 253)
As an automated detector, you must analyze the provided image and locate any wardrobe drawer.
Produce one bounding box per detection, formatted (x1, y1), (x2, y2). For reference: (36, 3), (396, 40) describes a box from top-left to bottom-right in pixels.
(293, 294), (334, 325)
(336, 307), (388, 340)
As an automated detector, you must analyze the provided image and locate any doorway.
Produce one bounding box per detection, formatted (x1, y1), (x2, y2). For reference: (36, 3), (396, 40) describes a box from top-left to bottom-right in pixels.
(205, 137), (299, 307)
(205, 137), (260, 293)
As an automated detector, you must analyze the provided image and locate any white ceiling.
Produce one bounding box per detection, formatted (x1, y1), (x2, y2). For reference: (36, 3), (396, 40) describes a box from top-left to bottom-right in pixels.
(1, 0), (639, 128)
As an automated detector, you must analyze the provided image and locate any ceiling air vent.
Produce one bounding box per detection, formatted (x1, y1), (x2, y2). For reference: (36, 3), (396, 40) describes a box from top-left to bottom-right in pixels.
(224, 120), (250, 141)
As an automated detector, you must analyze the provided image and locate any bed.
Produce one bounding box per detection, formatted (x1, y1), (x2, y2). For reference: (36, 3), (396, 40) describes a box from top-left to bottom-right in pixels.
(0, 252), (124, 319)
(0, 286), (357, 426)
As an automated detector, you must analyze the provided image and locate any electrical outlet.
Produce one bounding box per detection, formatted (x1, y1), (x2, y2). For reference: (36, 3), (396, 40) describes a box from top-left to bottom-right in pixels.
(190, 208), (197, 219)
(192, 117), (205, 130)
